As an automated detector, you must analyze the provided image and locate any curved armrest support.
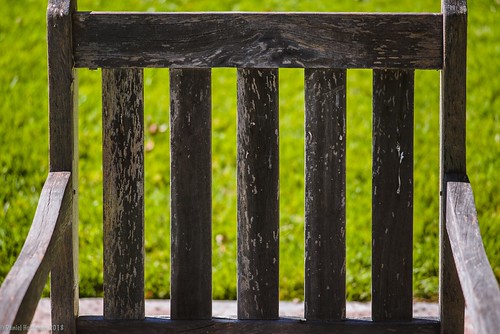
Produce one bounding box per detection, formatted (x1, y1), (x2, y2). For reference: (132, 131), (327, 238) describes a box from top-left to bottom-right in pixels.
(0, 172), (72, 330)
(446, 180), (500, 333)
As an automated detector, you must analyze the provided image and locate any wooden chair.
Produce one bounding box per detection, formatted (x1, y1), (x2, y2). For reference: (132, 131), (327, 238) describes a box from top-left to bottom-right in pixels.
(1, 0), (499, 333)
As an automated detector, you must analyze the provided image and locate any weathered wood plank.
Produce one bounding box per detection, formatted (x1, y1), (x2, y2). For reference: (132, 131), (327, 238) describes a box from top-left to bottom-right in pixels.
(76, 316), (441, 334)
(440, 0), (467, 333)
(47, 1), (79, 333)
(170, 69), (212, 320)
(0, 172), (72, 330)
(237, 69), (279, 319)
(102, 68), (145, 320)
(446, 181), (500, 334)
(304, 69), (346, 321)
(372, 69), (414, 321)
(73, 12), (443, 69)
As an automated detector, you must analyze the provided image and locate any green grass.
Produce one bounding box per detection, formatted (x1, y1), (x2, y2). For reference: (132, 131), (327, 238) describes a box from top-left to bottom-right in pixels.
(0, 0), (498, 302)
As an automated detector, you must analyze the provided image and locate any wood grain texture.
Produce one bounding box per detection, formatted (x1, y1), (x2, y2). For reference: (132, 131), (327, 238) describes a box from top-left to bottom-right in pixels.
(443, 0), (467, 15)
(304, 69), (346, 321)
(0, 172), (72, 331)
(47, 1), (79, 333)
(102, 68), (145, 320)
(76, 316), (441, 334)
(48, 1), (77, 172)
(372, 69), (414, 321)
(446, 181), (500, 334)
(237, 69), (279, 319)
(440, 0), (467, 332)
(73, 12), (443, 69)
(170, 69), (212, 320)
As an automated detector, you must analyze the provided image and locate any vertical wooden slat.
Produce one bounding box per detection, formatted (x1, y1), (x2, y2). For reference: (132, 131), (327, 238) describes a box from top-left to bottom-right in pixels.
(440, 0), (467, 332)
(48, 0), (78, 332)
(170, 69), (212, 320)
(304, 69), (346, 321)
(237, 68), (279, 320)
(102, 68), (145, 320)
(372, 69), (414, 321)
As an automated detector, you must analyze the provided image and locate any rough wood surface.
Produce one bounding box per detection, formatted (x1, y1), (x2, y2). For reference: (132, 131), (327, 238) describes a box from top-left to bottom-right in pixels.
(76, 316), (440, 334)
(440, 1), (467, 332)
(47, 1), (79, 333)
(372, 69), (414, 321)
(170, 69), (212, 320)
(102, 68), (145, 320)
(304, 69), (346, 321)
(0, 172), (72, 331)
(73, 12), (443, 69)
(446, 181), (500, 334)
(237, 69), (279, 319)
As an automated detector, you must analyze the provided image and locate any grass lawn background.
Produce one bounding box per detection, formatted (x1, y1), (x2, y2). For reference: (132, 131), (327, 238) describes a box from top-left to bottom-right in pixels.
(0, 0), (498, 301)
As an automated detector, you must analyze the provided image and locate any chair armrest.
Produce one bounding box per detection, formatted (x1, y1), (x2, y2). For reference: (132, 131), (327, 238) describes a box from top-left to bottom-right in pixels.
(0, 172), (72, 330)
(446, 180), (500, 333)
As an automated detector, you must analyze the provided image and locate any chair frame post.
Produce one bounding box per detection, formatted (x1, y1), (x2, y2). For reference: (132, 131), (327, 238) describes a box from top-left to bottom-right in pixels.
(440, 0), (467, 333)
(47, 0), (79, 332)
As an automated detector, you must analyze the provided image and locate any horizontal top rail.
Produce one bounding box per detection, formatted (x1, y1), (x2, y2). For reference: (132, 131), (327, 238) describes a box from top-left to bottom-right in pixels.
(73, 12), (443, 69)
